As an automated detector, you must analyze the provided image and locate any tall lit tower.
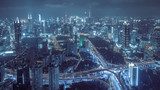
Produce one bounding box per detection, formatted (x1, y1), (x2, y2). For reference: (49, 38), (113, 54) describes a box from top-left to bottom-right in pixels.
(122, 21), (130, 49)
(38, 14), (42, 22)
(130, 30), (137, 46)
(65, 11), (68, 23)
(128, 63), (139, 87)
(28, 13), (33, 33)
(88, 10), (91, 18)
(14, 17), (21, 51)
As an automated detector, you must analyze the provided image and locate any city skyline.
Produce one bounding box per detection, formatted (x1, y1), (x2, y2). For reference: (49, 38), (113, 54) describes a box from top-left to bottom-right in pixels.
(1, 0), (160, 90)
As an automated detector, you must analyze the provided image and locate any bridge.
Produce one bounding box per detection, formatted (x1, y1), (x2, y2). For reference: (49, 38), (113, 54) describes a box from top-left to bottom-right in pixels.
(60, 61), (155, 90)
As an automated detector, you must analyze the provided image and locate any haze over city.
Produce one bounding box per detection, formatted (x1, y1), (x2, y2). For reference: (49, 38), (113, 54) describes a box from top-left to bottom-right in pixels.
(0, 0), (160, 18)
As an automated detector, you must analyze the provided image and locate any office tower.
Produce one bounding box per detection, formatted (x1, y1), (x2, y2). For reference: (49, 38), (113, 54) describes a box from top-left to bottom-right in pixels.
(17, 65), (30, 85)
(117, 30), (123, 46)
(14, 65), (31, 90)
(33, 24), (40, 37)
(38, 14), (42, 22)
(73, 34), (78, 56)
(65, 11), (68, 23)
(107, 26), (113, 40)
(58, 28), (61, 35)
(0, 39), (3, 52)
(32, 64), (43, 90)
(0, 62), (4, 82)
(84, 11), (87, 18)
(88, 10), (91, 18)
(28, 13), (33, 33)
(122, 22), (130, 49)
(14, 17), (21, 51)
(42, 39), (48, 50)
(113, 29), (118, 42)
(79, 35), (85, 47)
(128, 63), (139, 87)
(42, 39), (48, 54)
(56, 17), (60, 24)
(48, 55), (59, 90)
(73, 26), (77, 35)
(66, 40), (73, 55)
(42, 20), (46, 33)
(130, 30), (137, 46)
(151, 27), (160, 54)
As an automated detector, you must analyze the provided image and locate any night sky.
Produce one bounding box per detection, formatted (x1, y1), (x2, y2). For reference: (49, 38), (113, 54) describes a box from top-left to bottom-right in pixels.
(0, 0), (160, 18)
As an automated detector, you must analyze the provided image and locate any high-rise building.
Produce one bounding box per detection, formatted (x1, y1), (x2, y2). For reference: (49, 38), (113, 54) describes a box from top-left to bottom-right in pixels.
(128, 63), (139, 87)
(88, 10), (91, 18)
(66, 40), (73, 55)
(28, 14), (33, 33)
(118, 30), (123, 46)
(0, 62), (4, 82)
(38, 14), (42, 22)
(73, 34), (78, 56)
(41, 20), (46, 33)
(122, 22), (130, 49)
(42, 39), (48, 53)
(48, 55), (59, 90)
(113, 29), (119, 42)
(152, 27), (160, 53)
(65, 11), (68, 23)
(14, 17), (21, 51)
(33, 24), (40, 37)
(14, 65), (31, 90)
(17, 65), (30, 85)
(32, 63), (43, 90)
(130, 30), (137, 46)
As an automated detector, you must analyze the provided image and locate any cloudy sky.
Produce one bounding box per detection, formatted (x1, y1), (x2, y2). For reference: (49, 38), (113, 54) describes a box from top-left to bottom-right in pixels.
(0, 0), (160, 18)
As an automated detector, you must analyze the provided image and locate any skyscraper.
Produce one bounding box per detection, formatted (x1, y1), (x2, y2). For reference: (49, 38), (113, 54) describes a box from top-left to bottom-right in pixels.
(28, 13), (33, 33)
(17, 65), (30, 85)
(128, 63), (139, 87)
(48, 55), (59, 90)
(151, 26), (160, 60)
(14, 17), (21, 51)
(130, 30), (137, 48)
(14, 65), (31, 90)
(118, 30), (123, 46)
(38, 14), (42, 22)
(88, 10), (91, 18)
(0, 62), (4, 82)
(32, 63), (43, 90)
(65, 11), (68, 23)
(122, 22), (130, 49)
(73, 34), (78, 56)
(152, 27), (160, 52)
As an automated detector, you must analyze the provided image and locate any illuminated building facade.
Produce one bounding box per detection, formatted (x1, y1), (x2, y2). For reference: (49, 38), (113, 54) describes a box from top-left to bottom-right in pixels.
(32, 64), (43, 90)
(28, 14), (33, 33)
(128, 63), (139, 87)
(130, 30), (137, 46)
(14, 17), (21, 51)
(122, 22), (130, 49)
(48, 62), (59, 90)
